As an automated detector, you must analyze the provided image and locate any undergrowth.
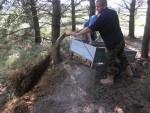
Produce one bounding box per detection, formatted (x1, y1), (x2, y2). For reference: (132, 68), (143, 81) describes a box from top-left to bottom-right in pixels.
(0, 35), (51, 82)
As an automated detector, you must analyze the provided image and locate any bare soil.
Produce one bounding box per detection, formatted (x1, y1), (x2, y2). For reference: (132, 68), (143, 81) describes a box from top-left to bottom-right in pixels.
(0, 38), (150, 113)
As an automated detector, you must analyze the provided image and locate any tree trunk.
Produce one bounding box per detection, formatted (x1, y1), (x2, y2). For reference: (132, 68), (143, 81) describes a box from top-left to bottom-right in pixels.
(52, 0), (61, 44)
(141, 0), (150, 58)
(128, 0), (136, 39)
(51, 0), (61, 64)
(71, 0), (76, 31)
(30, 0), (41, 44)
(89, 0), (95, 16)
(89, 0), (97, 39)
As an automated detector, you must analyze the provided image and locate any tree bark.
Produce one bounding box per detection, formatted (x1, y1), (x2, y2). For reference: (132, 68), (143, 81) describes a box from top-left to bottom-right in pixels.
(51, 0), (61, 44)
(141, 0), (150, 58)
(30, 0), (41, 44)
(89, 0), (95, 16)
(51, 0), (61, 64)
(71, 0), (76, 31)
(128, 0), (136, 39)
(89, 0), (97, 39)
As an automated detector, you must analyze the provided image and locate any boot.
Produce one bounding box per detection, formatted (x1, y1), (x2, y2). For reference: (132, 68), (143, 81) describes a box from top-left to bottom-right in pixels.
(100, 75), (114, 85)
(126, 65), (133, 77)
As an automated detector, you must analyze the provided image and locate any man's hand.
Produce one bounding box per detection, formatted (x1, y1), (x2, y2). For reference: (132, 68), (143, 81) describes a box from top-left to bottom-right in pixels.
(66, 32), (78, 37)
(66, 27), (90, 37)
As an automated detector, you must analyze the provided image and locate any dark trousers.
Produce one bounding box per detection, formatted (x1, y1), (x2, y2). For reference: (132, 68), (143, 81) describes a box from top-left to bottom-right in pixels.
(106, 40), (129, 75)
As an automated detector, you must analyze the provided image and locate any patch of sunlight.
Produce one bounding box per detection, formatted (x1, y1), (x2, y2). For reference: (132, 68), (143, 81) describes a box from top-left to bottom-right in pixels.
(41, 27), (51, 38)
(40, 51), (48, 59)
(5, 52), (20, 68)
(20, 23), (30, 28)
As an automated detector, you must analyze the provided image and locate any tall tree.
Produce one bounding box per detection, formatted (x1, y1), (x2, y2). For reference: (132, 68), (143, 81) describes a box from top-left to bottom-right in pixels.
(89, 0), (97, 39)
(129, 0), (136, 39)
(120, 0), (143, 39)
(29, 0), (41, 44)
(141, 0), (150, 58)
(71, 0), (76, 31)
(71, 0), (88, 31)
(51, 0), (61, 64)
(89, 0), (95, 16)
(51, 0), (61, 44)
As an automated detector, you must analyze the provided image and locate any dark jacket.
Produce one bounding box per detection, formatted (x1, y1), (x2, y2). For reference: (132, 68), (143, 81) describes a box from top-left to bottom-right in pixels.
(89, 8), (123, 49)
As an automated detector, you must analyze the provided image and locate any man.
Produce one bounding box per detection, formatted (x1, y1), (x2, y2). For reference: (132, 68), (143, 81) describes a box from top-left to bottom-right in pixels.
(67, 0), (133, 85)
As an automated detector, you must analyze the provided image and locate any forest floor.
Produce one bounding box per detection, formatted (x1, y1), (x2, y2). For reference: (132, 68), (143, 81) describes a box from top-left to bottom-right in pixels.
(0, 38), (150, 113)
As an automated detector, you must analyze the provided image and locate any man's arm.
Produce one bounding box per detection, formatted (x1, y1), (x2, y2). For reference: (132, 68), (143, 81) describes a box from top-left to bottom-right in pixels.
(66, 27), (91, 37)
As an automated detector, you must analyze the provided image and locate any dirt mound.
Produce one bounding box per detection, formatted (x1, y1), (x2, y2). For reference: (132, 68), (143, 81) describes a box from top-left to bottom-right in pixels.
(31, 62), (96, 113)
(1, 59), (150, 113)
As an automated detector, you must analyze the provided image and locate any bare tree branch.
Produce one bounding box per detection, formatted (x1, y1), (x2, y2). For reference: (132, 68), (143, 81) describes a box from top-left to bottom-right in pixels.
(122, 0), (130, 10)
(135, 0), (144, 10)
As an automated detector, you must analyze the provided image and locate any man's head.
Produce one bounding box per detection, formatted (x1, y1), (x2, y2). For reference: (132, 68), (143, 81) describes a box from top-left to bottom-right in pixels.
(96, 0), (107, 13)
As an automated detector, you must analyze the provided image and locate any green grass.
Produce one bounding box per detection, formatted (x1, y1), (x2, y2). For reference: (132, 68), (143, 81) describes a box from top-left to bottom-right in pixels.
(0, 35), (51, 83)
